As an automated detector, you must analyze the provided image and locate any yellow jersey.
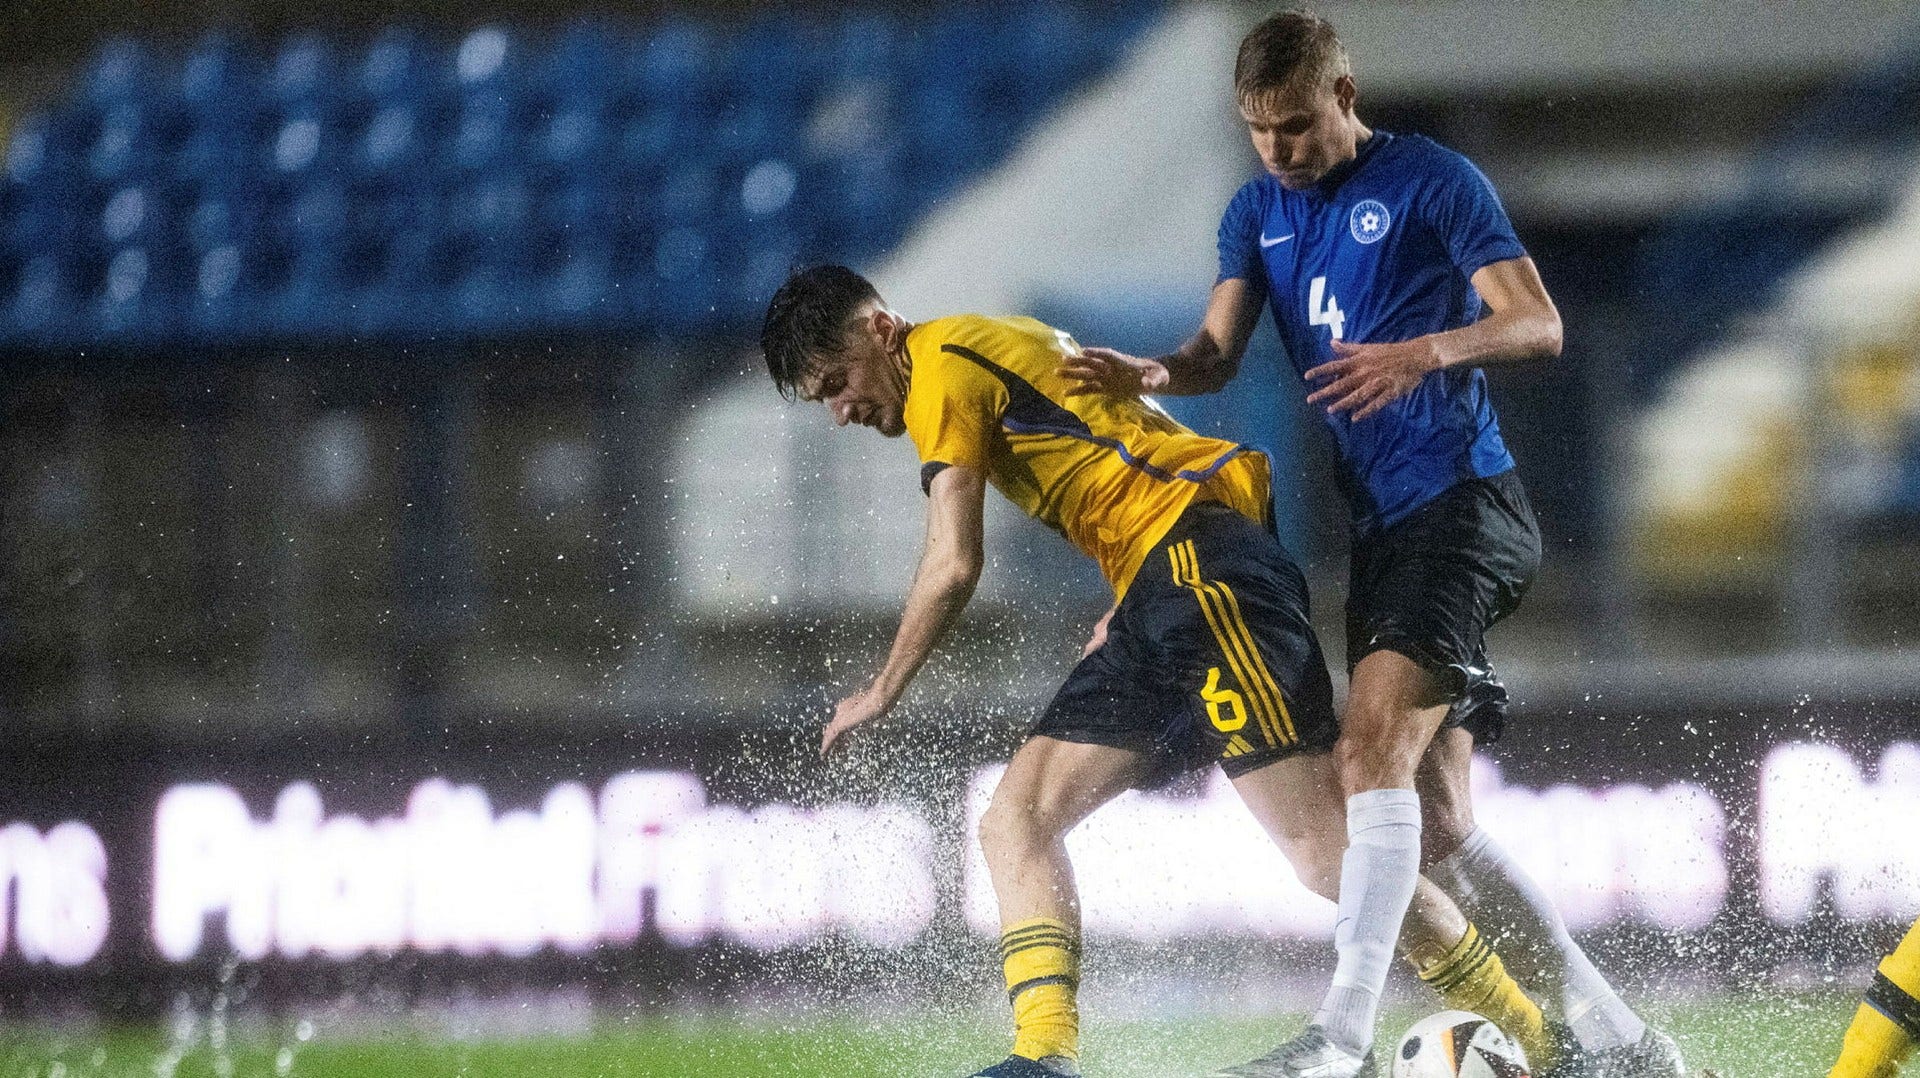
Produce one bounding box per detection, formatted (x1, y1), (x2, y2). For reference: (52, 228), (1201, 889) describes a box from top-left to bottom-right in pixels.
(902, 314), (1273, 599)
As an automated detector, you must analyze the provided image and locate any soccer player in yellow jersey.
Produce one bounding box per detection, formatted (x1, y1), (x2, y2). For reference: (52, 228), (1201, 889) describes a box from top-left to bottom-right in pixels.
(761, 265), (1571, 1078)
(1830, 917), (1920, 1078)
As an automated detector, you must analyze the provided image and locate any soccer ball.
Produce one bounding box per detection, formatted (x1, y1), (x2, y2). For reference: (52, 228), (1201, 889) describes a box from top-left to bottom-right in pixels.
(1391, 1011), (1532, 1078)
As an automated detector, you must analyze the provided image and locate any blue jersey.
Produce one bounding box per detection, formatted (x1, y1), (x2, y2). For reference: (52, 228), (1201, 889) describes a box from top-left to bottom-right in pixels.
(1217, 131), (1526, 536)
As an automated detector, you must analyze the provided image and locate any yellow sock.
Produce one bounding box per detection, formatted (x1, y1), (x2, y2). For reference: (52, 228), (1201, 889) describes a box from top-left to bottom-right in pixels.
(1831, 918), (1920, 1078)
(1002, 917), (1080, 1063)
(1415, 923), (1558, 1073)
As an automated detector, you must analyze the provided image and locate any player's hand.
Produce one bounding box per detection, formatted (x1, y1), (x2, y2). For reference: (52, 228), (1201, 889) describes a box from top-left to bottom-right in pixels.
(1080, 607), (1115, 659)
(821, 687), (891, 759)
(1304, 337), (1442, 421)
(1060, 346), (1170, 398)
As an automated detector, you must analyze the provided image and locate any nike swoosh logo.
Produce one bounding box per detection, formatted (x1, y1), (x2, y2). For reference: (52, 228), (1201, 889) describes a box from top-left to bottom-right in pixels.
(1260, 233), (1295, 247)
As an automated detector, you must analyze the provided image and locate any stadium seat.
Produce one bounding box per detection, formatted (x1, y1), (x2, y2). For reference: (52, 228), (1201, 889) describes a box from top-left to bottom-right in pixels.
(532, 104), (606, 178)
(0, 5), (1160, 347)
(355, 104), (427, 178)
(358, 28), (434, 104)
(81, 38), (157, 111)
(87, 104), (159, 184)
(448, 99), (515, 175)
(627, 19), (714, 109)
(8, 255), (75, 339)
(268, 35), (338, 108)
(452, 26), (520, 105)
(653, 161), (721, 226)
(268, 110), (336, 178)
(180, 33), (254, 115)
(188, 241), (251, 334)
(538, 22), (616, 103)
(544, 237), (615, 323)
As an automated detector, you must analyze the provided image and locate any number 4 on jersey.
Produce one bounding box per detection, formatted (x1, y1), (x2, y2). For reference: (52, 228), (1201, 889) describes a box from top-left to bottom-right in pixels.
(1309, 276), (1345, 341)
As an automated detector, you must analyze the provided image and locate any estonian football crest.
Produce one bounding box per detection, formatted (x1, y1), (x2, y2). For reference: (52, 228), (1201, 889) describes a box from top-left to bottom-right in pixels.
(1350, 199), (1392, 244)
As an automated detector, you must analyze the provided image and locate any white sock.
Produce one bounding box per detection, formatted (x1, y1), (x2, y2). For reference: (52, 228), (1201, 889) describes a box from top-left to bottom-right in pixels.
(1428, 825), (1647, 1051)
(1313, 788), (1422, 1056)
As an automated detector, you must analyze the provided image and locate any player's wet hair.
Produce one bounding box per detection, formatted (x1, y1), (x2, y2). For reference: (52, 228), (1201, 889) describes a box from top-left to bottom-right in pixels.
(761, 264), (881, 401)
(1235, 8), (1350, 110)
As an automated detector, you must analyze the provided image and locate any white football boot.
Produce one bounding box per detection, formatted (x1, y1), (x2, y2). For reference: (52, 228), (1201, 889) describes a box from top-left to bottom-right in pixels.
(1208, 1026), (1377, 1078)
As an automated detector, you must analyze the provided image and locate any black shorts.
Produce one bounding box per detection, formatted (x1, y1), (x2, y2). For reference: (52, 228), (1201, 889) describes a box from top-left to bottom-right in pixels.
(1346, 469), (1541, 744)
(1032, 501), (1339, 788)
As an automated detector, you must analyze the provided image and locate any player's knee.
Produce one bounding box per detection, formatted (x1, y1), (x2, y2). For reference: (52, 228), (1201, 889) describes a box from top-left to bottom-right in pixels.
(1419, 802), (1473, 866)
(1263, 819), (1343, 901)
(1332, 730), (1416, 797)
(1294, 843), (1342, 902)
(1428, 807), (1466, 864)
(977, 795), (1057, 858)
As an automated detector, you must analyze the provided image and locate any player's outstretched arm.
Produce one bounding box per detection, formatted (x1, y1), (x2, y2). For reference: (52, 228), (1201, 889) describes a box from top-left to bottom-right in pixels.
(1306, 256), (1562, 420)
(1062, 278), (1266, 398)
(820, 465), (988, 758)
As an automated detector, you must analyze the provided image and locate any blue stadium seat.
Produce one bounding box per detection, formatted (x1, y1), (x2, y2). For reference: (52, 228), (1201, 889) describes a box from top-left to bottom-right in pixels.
(358, 28), (436, 105)
(282, 181), (348, 252)
(278, 241), (348, 334)
(653, 161), (721, 226)
(819, 12), (901, 82)
(447, 99), (516, 176)
(538, 177), (616, 238)
(187, 240), (252, 334)
(91, 245), (157, 337)
(268, 35), (339, 108)
(356, 181), (440, 252)
(2, 181), (72, 257)
(446, 175), (529, 246)
(82, 38), (157, 111)
(267, 110), (337, 179)
(543, 236), (614, 323)
(6, 112), (55, 185)
(611, 106), (680, 173)
(93, 183), (164, 250)
(8, 255), (76, 340)
(180, 33), (255, 116)
(539, 22), (617, 103)
(3, 5), (1161, 346)
(531, 104), (606, 178)
(87, 104), (159, 184)
(354, 104), (427, 178)
(712, 100), (801, 165)
(651, 224), (719, 332)
(731, 236), (802, 325)
(171, 114), (256, 186)
(727, 13), (808, 109)
(626, 19), (713, 108)
(451, 26), (521, 107)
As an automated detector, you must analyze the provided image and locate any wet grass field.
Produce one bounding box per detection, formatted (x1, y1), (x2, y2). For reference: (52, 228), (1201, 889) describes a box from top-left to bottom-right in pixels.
(0, 989), (1859, 1077)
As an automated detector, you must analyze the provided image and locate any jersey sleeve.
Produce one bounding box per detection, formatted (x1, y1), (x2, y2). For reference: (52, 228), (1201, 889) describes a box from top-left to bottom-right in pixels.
(1216, 181), (1269, 287)
(1423, 149), (1527, 277)
(904, 345), (1007, 494)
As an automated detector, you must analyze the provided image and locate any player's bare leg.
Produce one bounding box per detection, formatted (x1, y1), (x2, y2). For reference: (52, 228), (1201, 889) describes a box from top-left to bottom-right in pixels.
(1829, 917), (1920, 1078)
(1327, 651), (1451, 1047)
(1229, 746), (1564, 1075)
(1211, 651), (1444, 1077)
(1419, 728), (1686, 1077)
(972, 736), (1149, 1078)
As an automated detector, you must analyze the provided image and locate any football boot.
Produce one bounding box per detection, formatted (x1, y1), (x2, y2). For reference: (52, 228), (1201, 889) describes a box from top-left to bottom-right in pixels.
(1208, 1025), (1378, 1078)
(967, 1054), (1081, 1077)
(1591, 1027), (1687, 1078)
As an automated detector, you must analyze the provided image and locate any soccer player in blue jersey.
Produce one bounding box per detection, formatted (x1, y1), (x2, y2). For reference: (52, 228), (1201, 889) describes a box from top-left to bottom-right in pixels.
(1064, 9), (1686, 1078)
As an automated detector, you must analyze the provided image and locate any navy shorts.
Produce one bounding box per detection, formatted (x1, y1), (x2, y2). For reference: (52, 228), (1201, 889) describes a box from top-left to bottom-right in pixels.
(1345, 469), (1541, 743)
(1032, 502), (1339, 788)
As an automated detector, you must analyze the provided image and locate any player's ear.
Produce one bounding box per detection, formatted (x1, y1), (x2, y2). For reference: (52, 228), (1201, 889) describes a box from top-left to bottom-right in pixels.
(1333, 73), (1357, 113)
